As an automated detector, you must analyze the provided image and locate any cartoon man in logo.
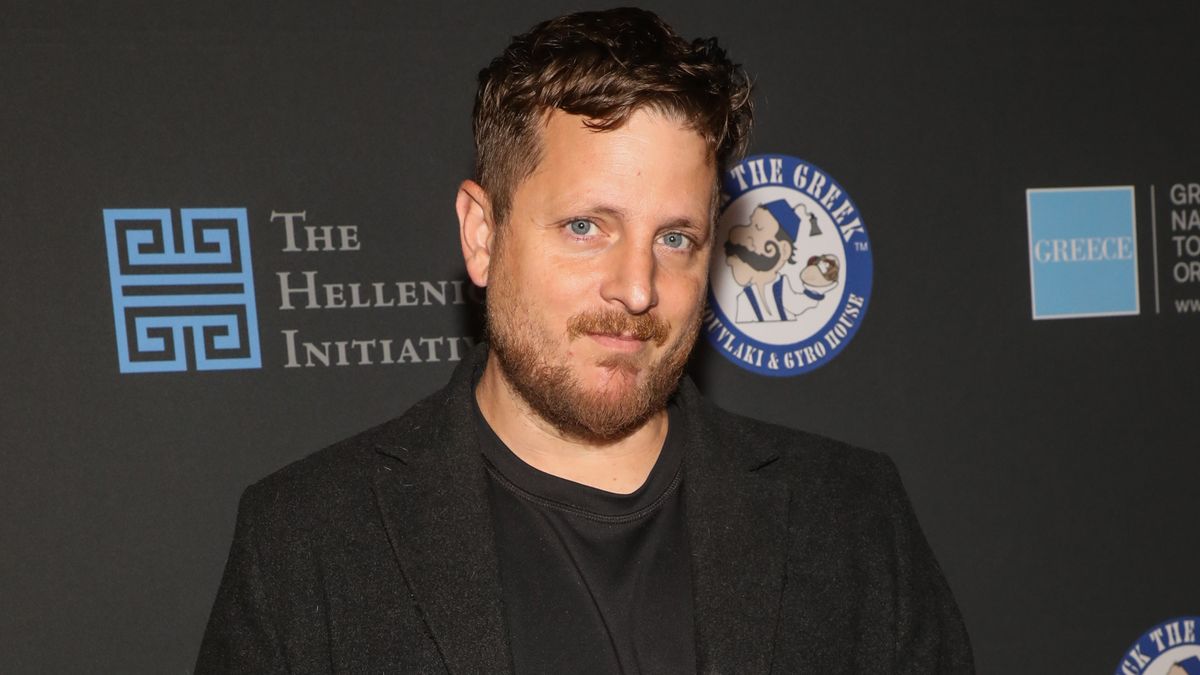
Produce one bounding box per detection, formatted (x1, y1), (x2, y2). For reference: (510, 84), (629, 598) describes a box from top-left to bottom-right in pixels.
(723, 199), (839, 322)
(1169, 656), (1200, 675)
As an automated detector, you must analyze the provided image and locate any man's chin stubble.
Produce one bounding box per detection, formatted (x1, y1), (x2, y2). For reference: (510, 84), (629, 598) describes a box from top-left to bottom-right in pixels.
(489, 323), (699, 444)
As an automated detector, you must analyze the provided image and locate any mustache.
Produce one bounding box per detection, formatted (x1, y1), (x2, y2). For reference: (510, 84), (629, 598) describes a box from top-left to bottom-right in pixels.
(724, 240), (781, 272)
(567, 309), (670, 346)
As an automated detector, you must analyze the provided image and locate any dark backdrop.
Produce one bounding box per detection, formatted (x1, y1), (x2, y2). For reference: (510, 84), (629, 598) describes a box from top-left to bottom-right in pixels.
(2, 2), (1197, 672)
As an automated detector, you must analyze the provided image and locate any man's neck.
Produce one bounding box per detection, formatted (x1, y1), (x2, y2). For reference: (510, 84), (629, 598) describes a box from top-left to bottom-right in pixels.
(474, 359), (668, 495)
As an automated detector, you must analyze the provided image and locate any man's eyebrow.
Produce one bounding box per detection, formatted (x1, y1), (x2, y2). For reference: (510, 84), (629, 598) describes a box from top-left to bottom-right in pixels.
(661, 216), (704, 231)
(572, 204), (707, 234)
(580, 204), (628, 220)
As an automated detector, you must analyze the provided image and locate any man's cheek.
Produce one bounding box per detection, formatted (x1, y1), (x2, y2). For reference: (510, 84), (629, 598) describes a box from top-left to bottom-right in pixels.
(664, 275), (709, 312)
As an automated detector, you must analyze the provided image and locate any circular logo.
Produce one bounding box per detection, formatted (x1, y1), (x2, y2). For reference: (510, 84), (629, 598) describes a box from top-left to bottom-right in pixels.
(704, 154), (872, 376)
(1115, 617), (1200, 675)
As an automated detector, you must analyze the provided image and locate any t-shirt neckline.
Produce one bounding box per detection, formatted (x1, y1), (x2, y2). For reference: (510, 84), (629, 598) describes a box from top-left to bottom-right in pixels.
(473, 394), (684, 520)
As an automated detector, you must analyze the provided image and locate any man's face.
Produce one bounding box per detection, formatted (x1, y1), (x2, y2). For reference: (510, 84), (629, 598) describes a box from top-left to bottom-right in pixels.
(484, 108), (715, 441)
(723, 206), (792, 287)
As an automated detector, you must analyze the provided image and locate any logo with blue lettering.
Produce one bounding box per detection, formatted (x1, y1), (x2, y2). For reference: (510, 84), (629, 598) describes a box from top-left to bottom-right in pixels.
(1114, 617), (1200, 675)
(1027, 186), (1139, 319)
(705, 154), (872, 376)
(103, 208), (262, 373)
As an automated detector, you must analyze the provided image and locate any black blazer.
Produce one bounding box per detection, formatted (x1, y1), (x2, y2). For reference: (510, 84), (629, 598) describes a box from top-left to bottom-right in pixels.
(197, 347), (973, 673)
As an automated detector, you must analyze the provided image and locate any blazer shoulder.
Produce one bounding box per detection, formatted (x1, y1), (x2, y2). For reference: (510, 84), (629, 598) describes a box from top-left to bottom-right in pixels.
(687, 398), (905, 514)
(235, 417), (415, 535)
(255, 376), (460, 482)
(235, 359), (477, 532)
(701, 400), (890, 479)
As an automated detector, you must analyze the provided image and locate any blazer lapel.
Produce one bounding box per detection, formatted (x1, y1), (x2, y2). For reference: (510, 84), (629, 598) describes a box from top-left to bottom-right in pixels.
(371, 350), (512, 674)
(680, 382), (792, 674)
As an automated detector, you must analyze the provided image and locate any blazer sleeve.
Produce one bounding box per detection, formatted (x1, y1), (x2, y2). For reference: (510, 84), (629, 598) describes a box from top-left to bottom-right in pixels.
(876, 454), (975, 674)
(195, 487), (288, 674)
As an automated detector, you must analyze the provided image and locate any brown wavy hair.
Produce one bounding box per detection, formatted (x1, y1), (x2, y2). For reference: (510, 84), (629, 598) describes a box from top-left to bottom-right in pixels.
(473, 7), (754, 225)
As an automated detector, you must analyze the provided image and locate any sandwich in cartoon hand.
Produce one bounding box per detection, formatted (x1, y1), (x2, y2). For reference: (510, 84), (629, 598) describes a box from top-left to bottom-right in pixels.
(723, 199), (838, 322)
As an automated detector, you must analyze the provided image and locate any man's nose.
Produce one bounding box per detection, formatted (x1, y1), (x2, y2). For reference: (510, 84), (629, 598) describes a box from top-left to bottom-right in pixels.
(599, 238), (658, 314)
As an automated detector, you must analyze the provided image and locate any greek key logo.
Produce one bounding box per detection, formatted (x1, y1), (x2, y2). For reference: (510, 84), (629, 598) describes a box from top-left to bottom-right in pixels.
(103, 208), (262, 373)
(704, 154), (873, 376)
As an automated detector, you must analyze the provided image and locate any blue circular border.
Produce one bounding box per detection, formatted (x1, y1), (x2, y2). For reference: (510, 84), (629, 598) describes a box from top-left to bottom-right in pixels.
(704, 154), (873, 377)
(1113, 616), (1200, 675)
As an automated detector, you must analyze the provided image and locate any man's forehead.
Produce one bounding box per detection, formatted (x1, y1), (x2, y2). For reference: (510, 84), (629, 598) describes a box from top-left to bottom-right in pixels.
(514, 109), (717, 215)
(538, 108), (708, 154)
(751, 207), (775, 225)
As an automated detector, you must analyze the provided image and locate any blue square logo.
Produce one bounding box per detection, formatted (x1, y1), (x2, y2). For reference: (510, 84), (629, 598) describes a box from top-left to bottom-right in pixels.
(103, 208), (262, 373)
(1026, 186), (1139, 320)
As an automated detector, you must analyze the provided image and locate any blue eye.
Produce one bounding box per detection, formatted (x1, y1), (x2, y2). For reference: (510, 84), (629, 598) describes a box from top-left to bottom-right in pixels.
(660, 232), (692, 250)
(567, 219), (595, 236)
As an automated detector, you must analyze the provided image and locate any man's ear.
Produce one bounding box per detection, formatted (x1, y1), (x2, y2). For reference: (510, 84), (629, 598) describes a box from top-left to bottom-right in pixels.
(456, 180), (495, 287)
(780, 238), (795, 268)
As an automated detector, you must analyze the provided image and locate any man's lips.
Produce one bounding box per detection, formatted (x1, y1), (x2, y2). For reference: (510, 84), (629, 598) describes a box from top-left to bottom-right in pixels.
(587, 332), (648, 353)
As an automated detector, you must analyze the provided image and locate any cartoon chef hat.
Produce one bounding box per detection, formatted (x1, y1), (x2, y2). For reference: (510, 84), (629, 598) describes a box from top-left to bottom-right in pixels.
(761, 199), (802, 242)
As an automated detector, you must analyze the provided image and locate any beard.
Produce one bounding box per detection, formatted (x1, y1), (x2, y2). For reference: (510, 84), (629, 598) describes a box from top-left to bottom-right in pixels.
(486, 272), (701, 444)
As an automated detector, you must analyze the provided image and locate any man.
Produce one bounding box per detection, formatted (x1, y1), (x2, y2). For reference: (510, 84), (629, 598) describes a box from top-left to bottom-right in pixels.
(724, 200), (840, 323)
(197, 8), (973, 673)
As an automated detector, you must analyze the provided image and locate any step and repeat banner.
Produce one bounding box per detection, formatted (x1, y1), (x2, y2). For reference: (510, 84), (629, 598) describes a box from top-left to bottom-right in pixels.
(2, 2), (1197, 673)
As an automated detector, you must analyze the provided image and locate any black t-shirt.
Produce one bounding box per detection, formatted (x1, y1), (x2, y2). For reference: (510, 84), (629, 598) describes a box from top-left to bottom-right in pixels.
(475, 401), (697, 674)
